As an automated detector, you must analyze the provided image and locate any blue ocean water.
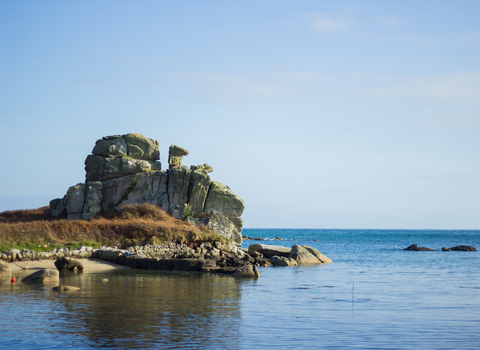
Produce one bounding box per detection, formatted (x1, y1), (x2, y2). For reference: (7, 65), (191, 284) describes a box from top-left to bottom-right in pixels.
(1, 229), (479, 349)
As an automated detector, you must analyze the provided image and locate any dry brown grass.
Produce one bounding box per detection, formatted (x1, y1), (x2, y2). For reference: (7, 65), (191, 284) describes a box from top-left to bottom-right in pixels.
(0, 203), (224, 250)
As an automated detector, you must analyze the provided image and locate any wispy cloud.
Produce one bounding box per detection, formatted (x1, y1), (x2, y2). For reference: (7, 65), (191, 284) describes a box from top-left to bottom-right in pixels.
(306, 13), (358, 32)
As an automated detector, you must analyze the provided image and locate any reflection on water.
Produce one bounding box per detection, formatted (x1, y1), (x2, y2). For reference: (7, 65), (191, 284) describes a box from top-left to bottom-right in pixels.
(1, 270), (243, 349)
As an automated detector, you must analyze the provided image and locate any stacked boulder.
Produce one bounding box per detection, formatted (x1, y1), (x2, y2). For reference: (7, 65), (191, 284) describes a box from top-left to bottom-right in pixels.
(50, 133), (245, 243)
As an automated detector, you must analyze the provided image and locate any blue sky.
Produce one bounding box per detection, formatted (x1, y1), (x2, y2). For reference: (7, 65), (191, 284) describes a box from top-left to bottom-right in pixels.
(1, 0), (479, 229)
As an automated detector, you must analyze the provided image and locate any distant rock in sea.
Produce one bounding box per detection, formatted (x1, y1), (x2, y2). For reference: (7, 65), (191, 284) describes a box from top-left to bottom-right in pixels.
(404, 244), (435, 251)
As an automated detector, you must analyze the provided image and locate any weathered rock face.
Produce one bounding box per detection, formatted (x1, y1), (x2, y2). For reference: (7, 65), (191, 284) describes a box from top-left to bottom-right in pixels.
(50, 133), (245, 241)
(86, 133), (161, 182)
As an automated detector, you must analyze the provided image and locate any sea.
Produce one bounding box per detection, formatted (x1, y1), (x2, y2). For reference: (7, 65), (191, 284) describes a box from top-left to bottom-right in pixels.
(1, 228), (479, 350)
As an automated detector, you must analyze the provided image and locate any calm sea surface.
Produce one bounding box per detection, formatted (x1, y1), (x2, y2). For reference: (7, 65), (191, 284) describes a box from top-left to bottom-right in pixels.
(1, 229), (479, 349)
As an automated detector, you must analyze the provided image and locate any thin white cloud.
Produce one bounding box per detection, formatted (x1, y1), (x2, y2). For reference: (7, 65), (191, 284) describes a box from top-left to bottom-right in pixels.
(306, 13), (358, 32)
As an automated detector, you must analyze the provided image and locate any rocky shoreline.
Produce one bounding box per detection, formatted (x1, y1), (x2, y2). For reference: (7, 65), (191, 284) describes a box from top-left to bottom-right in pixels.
(1, 241), (333, 279)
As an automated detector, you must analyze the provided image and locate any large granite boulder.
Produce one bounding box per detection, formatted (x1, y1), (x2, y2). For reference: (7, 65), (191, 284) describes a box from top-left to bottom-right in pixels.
(248, 244), (291, 258)
(204, 181), (244, 218)
(92, 135), (127, 157)
(289, 245), (322, 264)
(124, 133), (159, 160)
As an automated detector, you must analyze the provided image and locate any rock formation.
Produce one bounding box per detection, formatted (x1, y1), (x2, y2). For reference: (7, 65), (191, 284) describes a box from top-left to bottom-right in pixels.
(248, 244), (333, 265)
(50, 133), (245, 243)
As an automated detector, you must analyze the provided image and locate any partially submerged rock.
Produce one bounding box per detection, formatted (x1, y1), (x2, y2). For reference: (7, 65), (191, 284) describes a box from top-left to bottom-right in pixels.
(22, 269), (59, 284)
(289, 245), (322, 264)
(54, 257), (84, 271)
(404, 244), (435, 251)
(270, 256), (298, 267)
(442, 245), (477, 251)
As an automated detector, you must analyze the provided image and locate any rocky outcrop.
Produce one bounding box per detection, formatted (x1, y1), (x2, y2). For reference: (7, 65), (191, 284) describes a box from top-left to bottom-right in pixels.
(249, 244), (333, 265)
(49, 134), (245, 242)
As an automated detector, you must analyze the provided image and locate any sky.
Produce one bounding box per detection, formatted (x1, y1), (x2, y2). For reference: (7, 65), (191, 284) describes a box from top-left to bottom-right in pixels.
(1, 0), (479, 229)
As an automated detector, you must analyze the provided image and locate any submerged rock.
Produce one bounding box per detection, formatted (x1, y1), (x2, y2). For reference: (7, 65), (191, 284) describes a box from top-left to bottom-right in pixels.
(233, 265), (260, 278)
(22, 269), (59, 284)
(52, 285), (80, 293)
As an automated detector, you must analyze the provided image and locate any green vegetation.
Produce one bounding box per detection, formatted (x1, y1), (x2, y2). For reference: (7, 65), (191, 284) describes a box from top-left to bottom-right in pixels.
(183, 204), (194, 219)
